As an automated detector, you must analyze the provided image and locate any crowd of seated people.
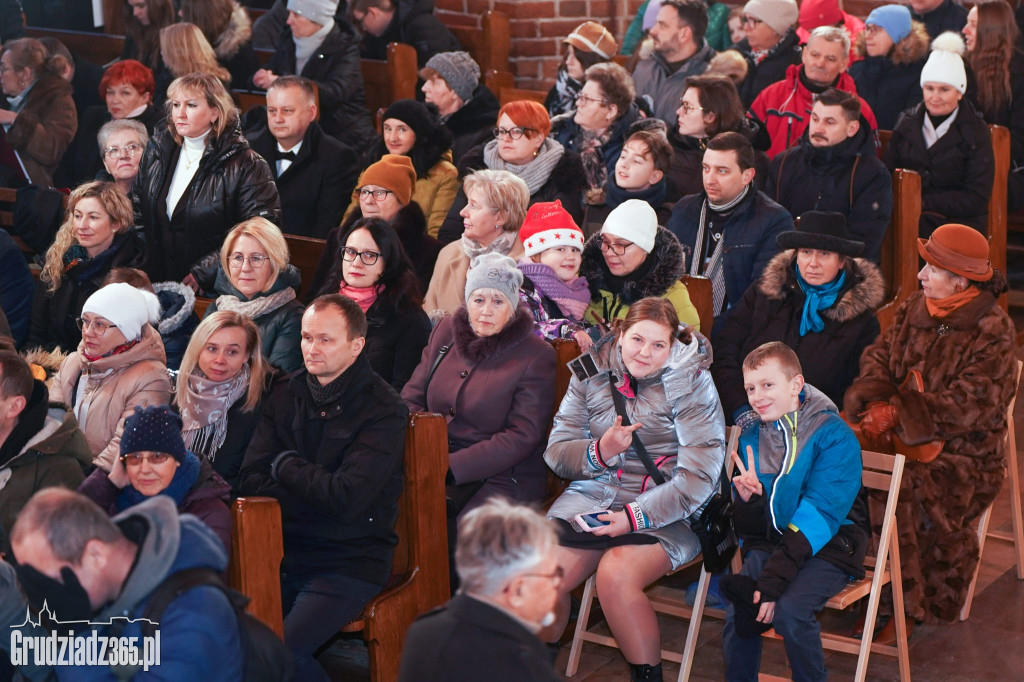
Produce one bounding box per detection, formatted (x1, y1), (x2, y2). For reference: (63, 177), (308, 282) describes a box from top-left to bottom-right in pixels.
(2, 1), (1023, 680)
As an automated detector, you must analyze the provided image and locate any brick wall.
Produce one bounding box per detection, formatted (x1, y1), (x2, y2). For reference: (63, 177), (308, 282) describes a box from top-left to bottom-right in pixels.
(436, 0), (647, 90)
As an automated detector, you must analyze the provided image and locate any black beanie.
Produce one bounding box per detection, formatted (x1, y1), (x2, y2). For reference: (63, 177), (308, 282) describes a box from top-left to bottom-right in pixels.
(120, 405), (187, 462)
(381, 99), (441, 140)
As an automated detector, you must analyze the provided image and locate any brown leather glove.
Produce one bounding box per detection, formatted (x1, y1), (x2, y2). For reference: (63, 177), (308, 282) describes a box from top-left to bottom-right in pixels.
(860, 403), (899, 439)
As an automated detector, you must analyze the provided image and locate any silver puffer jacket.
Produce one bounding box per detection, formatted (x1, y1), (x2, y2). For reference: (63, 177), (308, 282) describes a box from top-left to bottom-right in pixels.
(544, 330), (727, 568)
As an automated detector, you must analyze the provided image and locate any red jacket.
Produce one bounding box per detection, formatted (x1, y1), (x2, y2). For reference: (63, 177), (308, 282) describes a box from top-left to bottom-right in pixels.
(750, 64), (877, 158)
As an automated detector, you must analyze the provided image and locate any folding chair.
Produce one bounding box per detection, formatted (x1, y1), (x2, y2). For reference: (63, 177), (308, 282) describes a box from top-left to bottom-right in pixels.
(961, 359), (1024, 620)
(753, 450), (909, 682)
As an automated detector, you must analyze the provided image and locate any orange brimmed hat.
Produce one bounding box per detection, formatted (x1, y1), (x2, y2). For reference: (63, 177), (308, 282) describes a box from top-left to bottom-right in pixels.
(917, 223), (992, 282)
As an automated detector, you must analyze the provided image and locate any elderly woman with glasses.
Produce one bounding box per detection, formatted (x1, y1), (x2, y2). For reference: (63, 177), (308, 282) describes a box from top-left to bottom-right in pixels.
(78, 405), (232, 551)
(551, 62), (641, 205)
(50, 283), (172, 472)
(196, 217), (304, 373)
(733, 0), (802, 106)
(97, 119), (150, 196)
(437, 99), (586, 245)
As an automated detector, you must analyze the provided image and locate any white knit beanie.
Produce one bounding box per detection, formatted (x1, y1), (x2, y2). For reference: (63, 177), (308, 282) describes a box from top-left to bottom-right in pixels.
(920, 32), (967, 94)
(81, 282), (161, 342)
(601, 200), (658, 254)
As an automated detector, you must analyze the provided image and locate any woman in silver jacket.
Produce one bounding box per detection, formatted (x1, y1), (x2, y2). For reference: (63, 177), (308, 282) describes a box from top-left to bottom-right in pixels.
(544, 297), (726, 682)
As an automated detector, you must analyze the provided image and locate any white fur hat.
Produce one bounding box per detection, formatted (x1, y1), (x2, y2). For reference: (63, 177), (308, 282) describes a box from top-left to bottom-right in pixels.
(81, 282), (161, 342)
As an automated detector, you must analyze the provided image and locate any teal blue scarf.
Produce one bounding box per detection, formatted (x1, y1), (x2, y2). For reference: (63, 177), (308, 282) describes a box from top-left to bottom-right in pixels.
(795, 266), (846, 336)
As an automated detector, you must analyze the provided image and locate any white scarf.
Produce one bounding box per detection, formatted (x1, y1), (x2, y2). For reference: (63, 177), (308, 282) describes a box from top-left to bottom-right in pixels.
(922, 106), (959, 149)
(295, 19), (334, 74)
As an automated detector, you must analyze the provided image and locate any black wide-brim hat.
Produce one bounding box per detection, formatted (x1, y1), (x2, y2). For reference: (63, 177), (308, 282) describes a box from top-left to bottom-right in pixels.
(776, 211), (865, 258)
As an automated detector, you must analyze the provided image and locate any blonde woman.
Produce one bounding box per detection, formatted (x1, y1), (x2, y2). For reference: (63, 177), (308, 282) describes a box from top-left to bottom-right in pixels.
(159, 23), (231, 84)
(27, 182), (144, 352)
(197, 217), (304, 373)
(176, 311), (271, 491)
(133, 72), (279, 283)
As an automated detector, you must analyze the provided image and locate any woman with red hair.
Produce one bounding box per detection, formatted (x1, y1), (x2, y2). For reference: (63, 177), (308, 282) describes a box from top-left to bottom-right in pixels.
(58, 59), (163, 187)
(437, 99), (587, 244)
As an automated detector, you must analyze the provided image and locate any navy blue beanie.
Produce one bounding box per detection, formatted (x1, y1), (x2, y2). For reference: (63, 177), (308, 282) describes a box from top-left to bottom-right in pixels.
(120, 405), (187, 462)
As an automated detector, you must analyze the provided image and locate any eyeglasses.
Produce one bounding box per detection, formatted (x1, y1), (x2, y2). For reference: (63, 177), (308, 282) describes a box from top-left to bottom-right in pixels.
(121, 452), (173, 467)
(103, 143), (144, 160)
(228, 253), (269, 269)
(492, 126), (536, 140)
(678, 101), (704, 114)
(342, 246), (381, 266)
(76, 317), (118, 335)
(358, 188), (394, 201)
(864, 24), (885, 35)
(576, 94), (610, 107)
(519, 565), (564, 586)
(599, 238), (634, 256)
(742, 15), (762, 26)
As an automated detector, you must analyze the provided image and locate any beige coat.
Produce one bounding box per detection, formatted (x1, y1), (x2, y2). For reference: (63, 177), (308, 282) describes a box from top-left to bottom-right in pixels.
(50, 325), (171, 472)
(423, 238), (524, 319)
(343, 156), (460, 237)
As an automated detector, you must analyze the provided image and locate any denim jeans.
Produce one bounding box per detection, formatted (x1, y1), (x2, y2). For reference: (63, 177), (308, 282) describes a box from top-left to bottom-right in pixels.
(722, 549), (850, 682)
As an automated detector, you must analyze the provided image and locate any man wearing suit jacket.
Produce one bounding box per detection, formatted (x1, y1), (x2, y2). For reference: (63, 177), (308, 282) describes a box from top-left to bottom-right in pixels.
(248, 76), (357, 238)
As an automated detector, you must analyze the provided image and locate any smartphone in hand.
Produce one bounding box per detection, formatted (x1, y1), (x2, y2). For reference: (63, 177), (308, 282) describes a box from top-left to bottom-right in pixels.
(573, 511), (611, 532)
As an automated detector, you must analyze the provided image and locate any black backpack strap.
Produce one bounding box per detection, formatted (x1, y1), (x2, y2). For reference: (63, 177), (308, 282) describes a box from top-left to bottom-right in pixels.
(139, 567), (245, 637)
(607, 371), (666, 486)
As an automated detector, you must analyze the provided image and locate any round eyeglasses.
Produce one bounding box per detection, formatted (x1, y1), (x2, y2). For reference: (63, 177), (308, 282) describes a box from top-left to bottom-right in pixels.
(76, 317), (118, 335)
(103, 143), (144, 160)
(228, 253), (269, 269)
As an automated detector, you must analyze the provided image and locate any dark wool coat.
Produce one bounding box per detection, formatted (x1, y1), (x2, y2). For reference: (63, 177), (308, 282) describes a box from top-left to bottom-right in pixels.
(5, 72), (77, 187)
(764, 118), (892, 262)
(912, 0), (968, 41)
(264, 22), (375, 154)
(711, 251), (884, 422)
(848, 22), (929, 131)
(551, 103), (643, 180)
(27, 233), (145, 353)
(445, 85), (501, 167)
(435, 144), (586, 245)
(134, 121), (280, 282)
(666, 187), (794, 328)
(844, 284), (1017, 623)
(362, 300), (431, 391)
(402, 307), (556, 512)
(239, 353), (408, 584)
(359, 0), (461, 66)
(247, 119), (358, 238)
(666, 119), (771, 202)
(398, 593), (561, 682)
(883, 100), (994, 236)
(735, 31), (803, 107)
(310, 202), (440, 299)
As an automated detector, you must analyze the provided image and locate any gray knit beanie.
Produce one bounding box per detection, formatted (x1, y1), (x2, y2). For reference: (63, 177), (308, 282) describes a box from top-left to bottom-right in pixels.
(287, 0), (338, 27)
(423, 51), (481, 102)
(465, 253), (523, 306)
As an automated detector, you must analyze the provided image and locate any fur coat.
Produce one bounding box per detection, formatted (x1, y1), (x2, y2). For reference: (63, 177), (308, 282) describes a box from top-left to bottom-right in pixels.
(712, 251), (884, 422)
(844, 282), (1017, 623)
(6, 72), (77, 187)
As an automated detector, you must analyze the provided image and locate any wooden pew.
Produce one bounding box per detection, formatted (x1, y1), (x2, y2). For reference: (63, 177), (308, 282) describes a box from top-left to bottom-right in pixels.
(229, 496), (285, 638)
(231, 82), (321, 121)
(447, 10), (511, 75)
(499, 86), (547, 107)
(484, 69), (514, 97)
(340, 412), (450, 682)
(680, 274), (713, 337)
(255, 48), (275, 67)
(988, 124), (1010, 312)
(194, 296), (214, 318)
(361, 42), (418, 121)
(876, 169), (922, 332)
(283, 234), (326, 301)
(25, 26), (124, 66)
(546, 338), (581, 508)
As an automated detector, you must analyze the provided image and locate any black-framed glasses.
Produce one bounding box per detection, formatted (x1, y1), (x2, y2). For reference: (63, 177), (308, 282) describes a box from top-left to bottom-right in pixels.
(76, 317), (118, 335)
(122, 452), (173, 467)
(228, 253), (269, 269)
(576, 94), (610, 107)
(519, 565), (564, 586)
(358, 188), (394, 201)
(742, 15), (763, 26)
(492, 126), (536, 140)
(342, 246), (381, 266)
(599, 238), (633, 256)
(103, 143), (144, 160)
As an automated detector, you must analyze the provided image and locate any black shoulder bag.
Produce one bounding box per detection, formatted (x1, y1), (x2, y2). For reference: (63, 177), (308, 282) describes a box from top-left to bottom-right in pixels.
(607, 371), (665, 485)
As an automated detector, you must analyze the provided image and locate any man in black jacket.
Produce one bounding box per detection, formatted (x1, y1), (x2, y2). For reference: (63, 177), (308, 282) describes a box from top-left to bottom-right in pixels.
(420, 51), (500, 166)
(239, 294), (408, 682)
(247, 76), (358, 238)
(909, 0), (967, 40)
(351, 0), (460, 66)
(764, 89), (892, 262)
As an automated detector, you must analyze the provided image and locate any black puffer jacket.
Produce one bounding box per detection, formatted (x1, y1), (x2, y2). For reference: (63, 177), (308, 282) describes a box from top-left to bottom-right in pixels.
(436, 142), (586, 244)
(359, 0), (461, 66)
(264, 21), (374, 154)
(153, 281), (198, 372)
(26, 233), (145, 353)
(764, 117), (892, 262)
(735, 31), (803, 107)
(238, 353), (408, 584)
(133, 120), (280, 282)
(363, 299), (431, 390)
(445, 85), (501, 167)
(711, 251), (884, 423)
(883, 100), (994, 235)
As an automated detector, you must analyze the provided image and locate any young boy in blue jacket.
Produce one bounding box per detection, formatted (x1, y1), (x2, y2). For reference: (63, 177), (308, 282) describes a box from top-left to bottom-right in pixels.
(721, 341), (867, 682)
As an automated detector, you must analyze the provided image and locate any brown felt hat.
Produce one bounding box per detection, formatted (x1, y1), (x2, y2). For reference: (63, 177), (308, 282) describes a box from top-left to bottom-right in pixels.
(917, 223), (993, 282)
(357, 154), (416, 206)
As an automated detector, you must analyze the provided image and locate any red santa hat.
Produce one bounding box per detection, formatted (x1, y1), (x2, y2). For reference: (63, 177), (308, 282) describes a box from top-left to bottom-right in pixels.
(518, 200), (585, 258)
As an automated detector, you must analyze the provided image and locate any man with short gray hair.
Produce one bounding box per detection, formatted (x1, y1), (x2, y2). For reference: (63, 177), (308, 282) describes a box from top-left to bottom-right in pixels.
(398, 498), (562, 682)
(750, 25), (877, 158)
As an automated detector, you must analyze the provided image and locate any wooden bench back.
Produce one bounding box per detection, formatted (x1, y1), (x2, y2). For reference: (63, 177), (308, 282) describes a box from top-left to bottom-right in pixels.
(680, 274), (713, 337)
(283, 234), (326, 301)
(499, 86), (547, 107)
(25, 26), (123, 66)
(231, 83), (321, 121)
(447, 11), (511, 75)
(877, 169), (922, 331)
(988, 124), (1010, 312)
(229, 496), (285, 638)
(361, 42), (418, 120)
(878, 129), (891, 158)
